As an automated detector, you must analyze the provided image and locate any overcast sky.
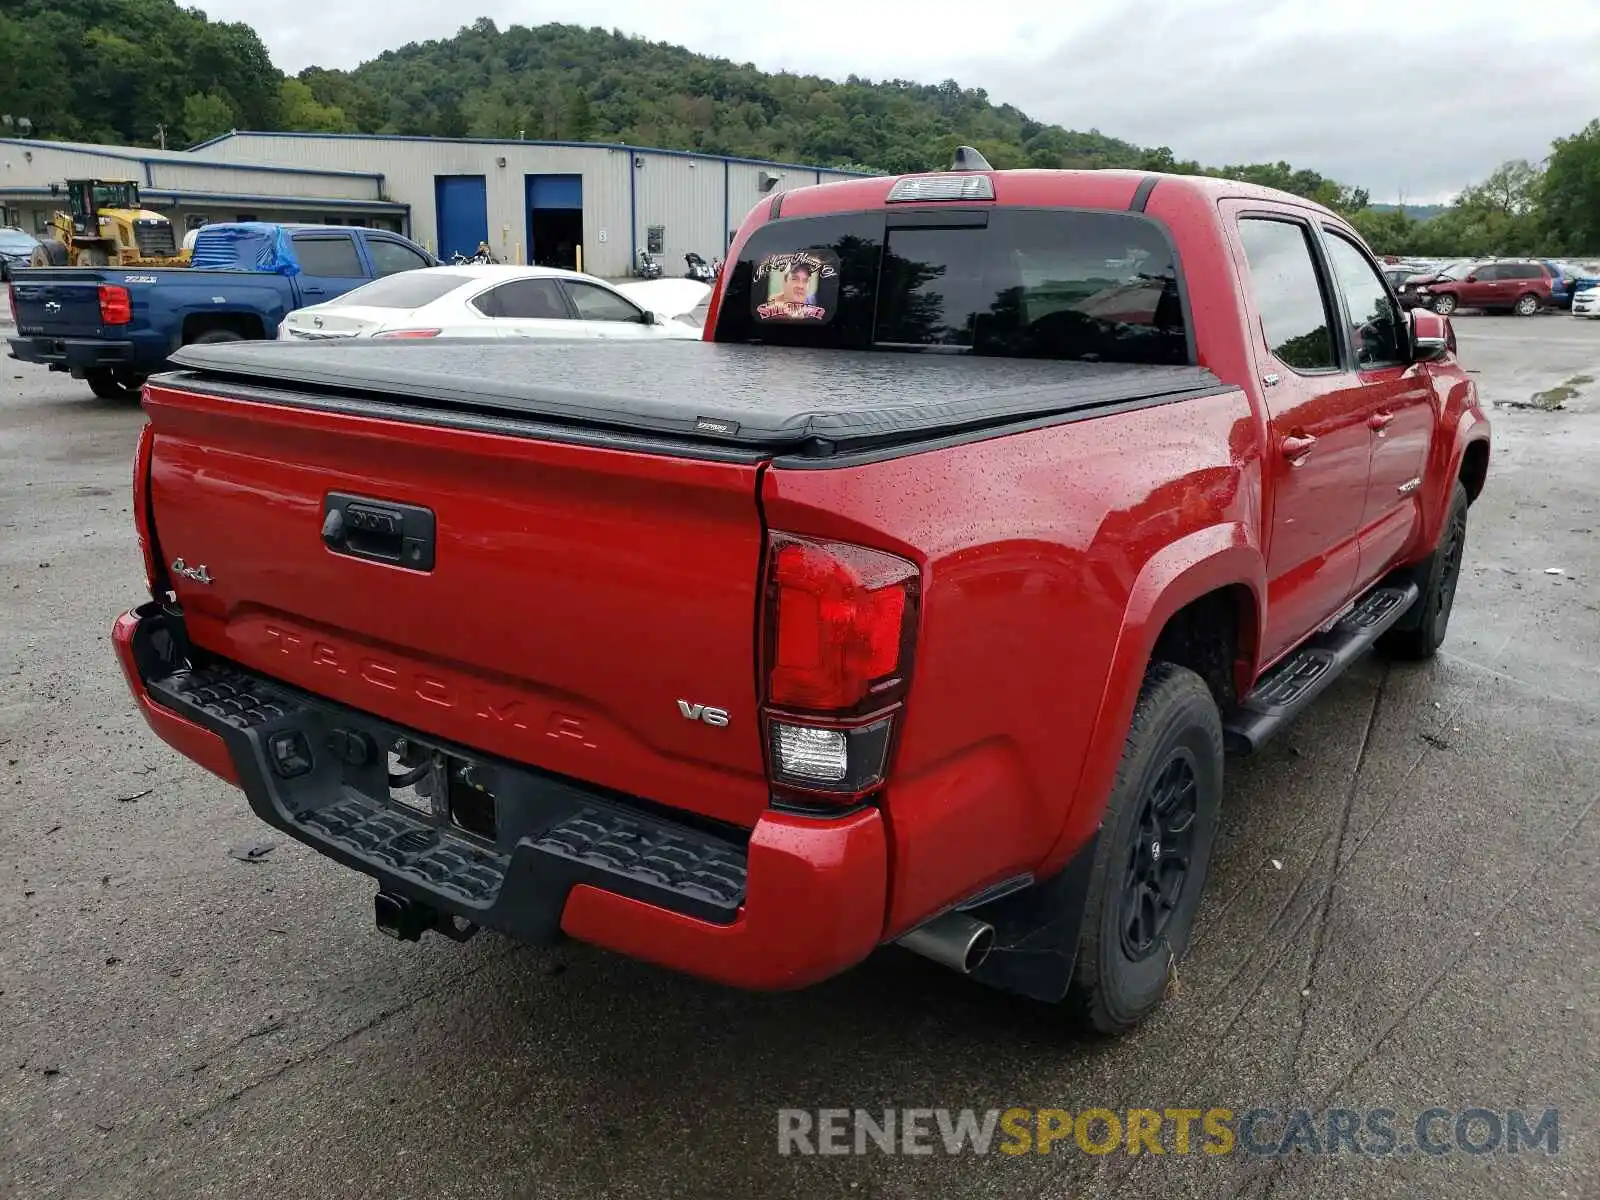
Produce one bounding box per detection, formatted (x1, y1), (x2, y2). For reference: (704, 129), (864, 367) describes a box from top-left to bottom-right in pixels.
(195, 0), (1600, 203)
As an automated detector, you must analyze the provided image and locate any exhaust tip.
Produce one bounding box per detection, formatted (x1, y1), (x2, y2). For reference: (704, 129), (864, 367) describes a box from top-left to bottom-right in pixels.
(896, 911), (996, 975)
(963, 923), (995, 973)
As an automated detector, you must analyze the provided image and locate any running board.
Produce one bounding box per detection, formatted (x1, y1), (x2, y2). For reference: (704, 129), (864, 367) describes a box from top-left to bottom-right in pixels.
(1223, 582), (1419, 754)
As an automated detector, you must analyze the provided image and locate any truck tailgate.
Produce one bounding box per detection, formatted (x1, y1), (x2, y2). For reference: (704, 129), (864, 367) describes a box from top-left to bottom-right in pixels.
(9, 271), (111, 337)
(142, 381), (772, 828)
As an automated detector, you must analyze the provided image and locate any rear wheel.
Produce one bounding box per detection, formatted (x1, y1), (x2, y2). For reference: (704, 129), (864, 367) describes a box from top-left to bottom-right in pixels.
(1379, 482), (1469, 661)
(85, 369), (144, 401)
(1513, 292), (1540, 317)
(188, 329), (244, 345)
(1431, 293), (1458, 316)
(1066, 663), (1223, 1034)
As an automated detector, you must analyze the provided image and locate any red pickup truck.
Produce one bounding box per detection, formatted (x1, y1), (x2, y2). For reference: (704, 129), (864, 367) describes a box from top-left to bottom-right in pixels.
(114, 154), (1489, 1033)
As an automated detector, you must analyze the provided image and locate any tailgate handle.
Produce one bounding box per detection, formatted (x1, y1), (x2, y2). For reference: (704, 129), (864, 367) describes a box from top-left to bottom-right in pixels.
(322, 492), (436, 571)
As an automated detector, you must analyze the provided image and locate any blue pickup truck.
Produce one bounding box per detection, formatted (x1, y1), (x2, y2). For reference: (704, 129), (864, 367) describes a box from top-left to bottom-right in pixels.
(5, 222), (436, 399)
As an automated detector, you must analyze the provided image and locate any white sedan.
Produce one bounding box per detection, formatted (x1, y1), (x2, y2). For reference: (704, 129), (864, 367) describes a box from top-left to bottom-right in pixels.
(278, 265), (709, 341)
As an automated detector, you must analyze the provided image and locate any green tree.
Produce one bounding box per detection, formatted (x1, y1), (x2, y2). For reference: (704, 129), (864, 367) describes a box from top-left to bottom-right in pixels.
(1542, 121), (1600, 252)
(180, 91), (235, 145)
(279, 78), (354, 134)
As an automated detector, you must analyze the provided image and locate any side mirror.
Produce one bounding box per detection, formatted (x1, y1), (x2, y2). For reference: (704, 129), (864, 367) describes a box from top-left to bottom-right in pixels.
(1411, 309), (1451, 362)
(644, 310), (662, 326)
(1464, 274), (1477, 283)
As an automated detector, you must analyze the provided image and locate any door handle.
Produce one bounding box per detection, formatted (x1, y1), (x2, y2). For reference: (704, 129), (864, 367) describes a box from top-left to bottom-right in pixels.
(1368, 411), (1395, 432)
(1281, 433), (1317, 464)
(322, 492), (435, 571)
(304, 287), (326, 296)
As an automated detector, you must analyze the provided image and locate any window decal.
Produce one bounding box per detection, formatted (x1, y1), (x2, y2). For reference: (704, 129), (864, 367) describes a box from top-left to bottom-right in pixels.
(753, 250), (839, 323)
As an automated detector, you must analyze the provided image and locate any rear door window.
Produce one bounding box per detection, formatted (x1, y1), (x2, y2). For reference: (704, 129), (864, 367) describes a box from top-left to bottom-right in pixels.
(292, 234), (364, 277)
(1235, 218), (1338, 372)
(716, 209), (1189, 364)
(475, 278), (572, 319)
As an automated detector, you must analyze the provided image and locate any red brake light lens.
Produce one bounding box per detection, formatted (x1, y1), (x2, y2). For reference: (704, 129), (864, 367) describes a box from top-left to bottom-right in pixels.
(98, 284), (132, 326)
(766, 534), (918, 714)
(6, 283), (16, 324)
(373, 328), (441, 339)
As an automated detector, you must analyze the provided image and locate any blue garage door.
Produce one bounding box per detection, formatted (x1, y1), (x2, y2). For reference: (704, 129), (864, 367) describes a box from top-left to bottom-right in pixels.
(525, 174), (583, 268)
(526, 174), (582, 210)
(434, 175), (488, 260)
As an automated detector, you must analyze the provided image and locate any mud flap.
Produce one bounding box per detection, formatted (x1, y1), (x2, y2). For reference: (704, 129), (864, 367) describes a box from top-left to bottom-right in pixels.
(967, 832), (1099, 1003)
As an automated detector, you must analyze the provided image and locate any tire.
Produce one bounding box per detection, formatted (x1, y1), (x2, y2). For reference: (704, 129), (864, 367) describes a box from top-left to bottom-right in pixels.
(1066, 663), (1223, 1034)
(85, 369), (142, 401)
(1512, 292), (1540, 317)
(1379, 482), (1469, 661)
(188, 329), (243, 345)
(1430, 293), (1458, 316)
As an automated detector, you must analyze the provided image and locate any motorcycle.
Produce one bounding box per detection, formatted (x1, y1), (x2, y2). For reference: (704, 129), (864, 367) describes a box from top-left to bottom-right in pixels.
(449, 243), (497, 266)
(684, 252), (716, 283)
(637, 250), (663, 279)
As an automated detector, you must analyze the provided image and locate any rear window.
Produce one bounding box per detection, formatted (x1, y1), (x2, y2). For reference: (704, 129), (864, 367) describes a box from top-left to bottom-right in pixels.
(715, 208), (1189, 365)
(335, 270), (473, 309)
(292, 234), (363, 277)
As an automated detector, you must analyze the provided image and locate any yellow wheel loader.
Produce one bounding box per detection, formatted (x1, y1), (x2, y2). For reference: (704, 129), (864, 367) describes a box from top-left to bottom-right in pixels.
(30, 180), (189, 268)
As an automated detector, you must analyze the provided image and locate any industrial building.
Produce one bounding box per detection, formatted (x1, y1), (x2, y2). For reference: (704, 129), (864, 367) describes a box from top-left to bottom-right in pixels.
(2, 132), (866, 276)
(0, 138), (406, 237)
(188, 132), (867, 275)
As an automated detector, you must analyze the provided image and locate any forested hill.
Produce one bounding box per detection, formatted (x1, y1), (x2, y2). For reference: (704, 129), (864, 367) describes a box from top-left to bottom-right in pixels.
(0, 2), (1358, 204)
(309, 19), (1148, 175)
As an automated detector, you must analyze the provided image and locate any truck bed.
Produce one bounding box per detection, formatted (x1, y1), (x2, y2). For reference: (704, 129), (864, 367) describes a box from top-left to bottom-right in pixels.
(164, 339), (1225, 459)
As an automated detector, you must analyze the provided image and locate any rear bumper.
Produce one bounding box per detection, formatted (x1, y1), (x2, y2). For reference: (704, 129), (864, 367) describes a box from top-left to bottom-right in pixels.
(7, 334), (136, 375)
(113, 603), (888, 990)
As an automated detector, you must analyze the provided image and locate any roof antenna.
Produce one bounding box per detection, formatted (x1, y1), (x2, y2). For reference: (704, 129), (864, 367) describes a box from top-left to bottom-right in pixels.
(950, 145), (992, 172)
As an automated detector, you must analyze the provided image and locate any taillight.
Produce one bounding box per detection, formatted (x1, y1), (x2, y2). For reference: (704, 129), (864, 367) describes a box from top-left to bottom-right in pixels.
(373, 328), (441, 339)
(132, 421), (158, 594)
(6, 283), (15, 324)
(761, 534), (919, 803)
(98, 284), (132, 326)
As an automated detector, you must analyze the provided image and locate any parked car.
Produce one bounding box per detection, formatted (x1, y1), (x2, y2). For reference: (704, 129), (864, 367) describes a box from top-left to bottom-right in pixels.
(1571, 274), (1600, 319)
(0, 226), (43, 283)
(1381, 264), (1424, 291)
(6, 222), (436, 398)
(1410, 259), (1554, 316)
(114, 158), (1487, 1034)
(278, 266), (708, 342)
(1394, 260), (1476, 310)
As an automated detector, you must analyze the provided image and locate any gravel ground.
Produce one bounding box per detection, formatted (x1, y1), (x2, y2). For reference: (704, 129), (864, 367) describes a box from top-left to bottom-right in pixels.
(1, 316), (1596, 1200)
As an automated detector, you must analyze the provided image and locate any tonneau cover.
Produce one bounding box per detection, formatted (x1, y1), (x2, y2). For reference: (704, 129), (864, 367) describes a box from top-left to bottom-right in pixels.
(165, 339), (1224, 454)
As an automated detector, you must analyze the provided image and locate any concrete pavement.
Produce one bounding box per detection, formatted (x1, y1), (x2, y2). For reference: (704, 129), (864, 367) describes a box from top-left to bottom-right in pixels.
(1, 316), (1596, 1199)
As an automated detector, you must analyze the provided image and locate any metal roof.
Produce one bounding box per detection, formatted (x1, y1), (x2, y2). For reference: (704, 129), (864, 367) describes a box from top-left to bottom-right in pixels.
(0, 137), (385, 181)
(187, 131), (877, 178)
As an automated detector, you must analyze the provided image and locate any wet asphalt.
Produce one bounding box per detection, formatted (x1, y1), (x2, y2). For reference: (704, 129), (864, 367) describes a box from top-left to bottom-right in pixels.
(0, 316), (1596, 1200)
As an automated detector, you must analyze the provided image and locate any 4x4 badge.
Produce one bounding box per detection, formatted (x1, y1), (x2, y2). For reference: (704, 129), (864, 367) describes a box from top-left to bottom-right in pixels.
(170, 558), (213, 585)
